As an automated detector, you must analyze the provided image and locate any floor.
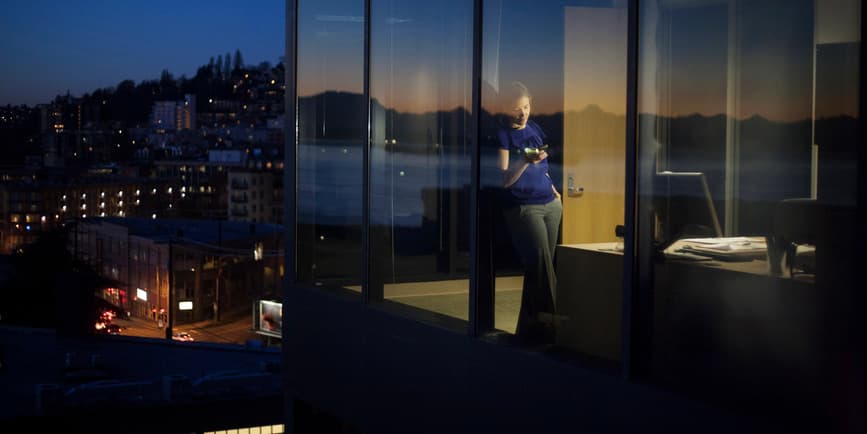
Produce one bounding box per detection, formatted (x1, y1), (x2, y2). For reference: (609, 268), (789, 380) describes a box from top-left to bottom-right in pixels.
(348, 276), (523, 333)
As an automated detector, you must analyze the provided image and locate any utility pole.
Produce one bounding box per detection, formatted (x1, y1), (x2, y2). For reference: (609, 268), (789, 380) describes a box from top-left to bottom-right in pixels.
(273, 227), (280, 295)
(73, 219), (78, 260)
(214, 257), (221, 323)
(165, 236), (174, 340)
(214, 221), (221, 323)
(126, 232), (131, 315)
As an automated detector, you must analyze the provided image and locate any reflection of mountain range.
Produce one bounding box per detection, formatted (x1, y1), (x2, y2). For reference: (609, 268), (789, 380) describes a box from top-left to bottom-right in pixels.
(298, 90), (857, 236)
(298, 91), (570, 152)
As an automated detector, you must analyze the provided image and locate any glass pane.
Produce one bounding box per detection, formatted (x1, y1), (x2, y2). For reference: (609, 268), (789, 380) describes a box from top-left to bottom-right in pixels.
(369, 0), (473, 327)
(297, 0), (365, 290)
(637, 0), (861, 425)
(481, 0), (627, 358)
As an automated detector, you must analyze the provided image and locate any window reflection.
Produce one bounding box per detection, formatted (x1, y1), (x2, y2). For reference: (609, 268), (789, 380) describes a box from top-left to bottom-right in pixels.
(368, 0), (473, 326)
(637, 0), (861, 422)
(296, 0), (365, 289)
(482, 1), (627, 357)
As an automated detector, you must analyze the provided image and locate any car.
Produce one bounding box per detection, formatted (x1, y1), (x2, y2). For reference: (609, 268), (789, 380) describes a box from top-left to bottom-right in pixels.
(100, 310), (116, 321)
(94, 320), (107, 332)
(104, 324), (122, 335)
(171, 331), (194, 342)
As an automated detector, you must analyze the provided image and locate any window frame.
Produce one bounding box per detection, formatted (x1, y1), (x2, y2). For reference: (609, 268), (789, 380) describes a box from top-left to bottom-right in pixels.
(282, 0), (641, 375)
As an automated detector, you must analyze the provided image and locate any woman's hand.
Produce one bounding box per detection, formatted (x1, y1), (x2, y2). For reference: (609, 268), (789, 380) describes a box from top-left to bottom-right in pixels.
(525, 150), (549, 164)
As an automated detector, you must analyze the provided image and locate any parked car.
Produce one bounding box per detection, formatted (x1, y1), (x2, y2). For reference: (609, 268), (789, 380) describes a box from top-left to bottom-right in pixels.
(104, 324), (122, 335)
(100, 310), (115, 321)
(94, 320), (107, 332)
(172, 331), (194, 342)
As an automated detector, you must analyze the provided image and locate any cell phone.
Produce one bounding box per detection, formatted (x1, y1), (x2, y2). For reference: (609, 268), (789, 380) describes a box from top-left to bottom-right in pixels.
(522, 144), (549, 156)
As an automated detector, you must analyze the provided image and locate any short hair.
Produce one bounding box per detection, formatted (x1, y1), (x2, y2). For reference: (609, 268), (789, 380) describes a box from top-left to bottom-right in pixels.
(507, 81), (531, 101)
(501, 81), (531, 112)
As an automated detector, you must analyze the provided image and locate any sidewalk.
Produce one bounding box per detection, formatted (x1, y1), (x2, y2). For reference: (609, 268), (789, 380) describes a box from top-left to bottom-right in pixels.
(116, 315), (165, 340)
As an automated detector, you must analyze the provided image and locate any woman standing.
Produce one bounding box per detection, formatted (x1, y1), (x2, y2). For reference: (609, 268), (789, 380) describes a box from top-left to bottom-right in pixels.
(498, 82), (562, 344)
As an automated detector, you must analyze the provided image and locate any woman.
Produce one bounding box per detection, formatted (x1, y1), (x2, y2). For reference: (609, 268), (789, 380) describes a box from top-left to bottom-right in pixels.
(498, 81), (562, 344)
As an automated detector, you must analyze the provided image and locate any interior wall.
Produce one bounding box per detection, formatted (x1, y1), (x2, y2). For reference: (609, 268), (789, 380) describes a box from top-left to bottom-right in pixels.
(561, 6), (628, 244)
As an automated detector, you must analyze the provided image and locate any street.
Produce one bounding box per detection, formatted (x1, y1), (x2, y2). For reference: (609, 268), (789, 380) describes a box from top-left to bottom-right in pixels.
(115, 311), (264, 345)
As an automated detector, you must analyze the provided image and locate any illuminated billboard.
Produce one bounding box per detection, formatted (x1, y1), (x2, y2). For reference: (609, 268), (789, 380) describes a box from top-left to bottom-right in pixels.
(256, 300), (282, 338)
(136, 288), (148, 302)
(178, 301), (193, 311)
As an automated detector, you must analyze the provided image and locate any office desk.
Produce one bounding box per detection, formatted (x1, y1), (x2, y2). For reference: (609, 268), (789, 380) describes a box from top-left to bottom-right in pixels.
(555, 242), (817, 371)
(555, 243), (623, 362)
(651, 254), (820, 397)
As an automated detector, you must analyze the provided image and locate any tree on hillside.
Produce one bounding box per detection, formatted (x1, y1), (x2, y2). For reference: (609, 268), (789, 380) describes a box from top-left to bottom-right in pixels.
(111, 79), (137, 122)
(159, 69), (178, 99)
(223, 52), (232, 78)
(216, 54), (224, 78)
(233, 49), (244, 72)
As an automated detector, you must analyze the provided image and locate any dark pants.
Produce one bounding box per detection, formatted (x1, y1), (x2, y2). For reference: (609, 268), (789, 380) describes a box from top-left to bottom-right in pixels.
(503, 199), (562, 341)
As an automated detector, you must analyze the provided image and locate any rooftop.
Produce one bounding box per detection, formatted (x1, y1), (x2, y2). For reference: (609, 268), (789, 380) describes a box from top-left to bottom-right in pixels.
(90, 217), (282, 245)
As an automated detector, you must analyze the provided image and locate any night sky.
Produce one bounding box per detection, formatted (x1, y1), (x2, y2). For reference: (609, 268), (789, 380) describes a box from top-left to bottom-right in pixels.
(0, 0), (284, 106)
(1, 0), (824, 121)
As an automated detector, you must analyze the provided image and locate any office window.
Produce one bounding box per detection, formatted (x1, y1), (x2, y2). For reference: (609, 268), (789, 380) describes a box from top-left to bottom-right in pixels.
(636, 0), (861, 423)
(480, 0), (627, 357)
(296, 0), (365, 290)
(368, 0), (473, 327)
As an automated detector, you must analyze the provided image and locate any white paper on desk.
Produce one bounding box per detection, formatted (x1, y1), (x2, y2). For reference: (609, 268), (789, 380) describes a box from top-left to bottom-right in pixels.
(680, 237), (756, 245)
(694, 243), (762, 252)
(678, 237), (766, 253)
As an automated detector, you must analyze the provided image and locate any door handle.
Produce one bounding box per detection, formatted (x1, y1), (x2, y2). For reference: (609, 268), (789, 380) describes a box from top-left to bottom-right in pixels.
(567, 174), (584, 196)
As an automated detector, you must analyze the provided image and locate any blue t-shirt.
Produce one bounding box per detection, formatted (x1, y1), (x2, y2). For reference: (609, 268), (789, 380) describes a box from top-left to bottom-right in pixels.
(498, 120), (555, 206)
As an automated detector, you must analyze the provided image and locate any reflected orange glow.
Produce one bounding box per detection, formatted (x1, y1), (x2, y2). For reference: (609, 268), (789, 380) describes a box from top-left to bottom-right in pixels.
(563, 6), (627, 117)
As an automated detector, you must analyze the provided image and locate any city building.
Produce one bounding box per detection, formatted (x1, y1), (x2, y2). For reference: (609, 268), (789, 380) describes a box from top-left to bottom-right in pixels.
(73, 217), (282, 325)
(150, 94), (197, 131)
(277, 0), (865, 433)
(139, 151), (281, 223)
(151, 101), (177, 131)
(178, 94), (197, 131)
(0, 174), (168, 253)
(227, 170), (275, 224)
(34, 94), (112, 167)
(151, 160), (231, 220)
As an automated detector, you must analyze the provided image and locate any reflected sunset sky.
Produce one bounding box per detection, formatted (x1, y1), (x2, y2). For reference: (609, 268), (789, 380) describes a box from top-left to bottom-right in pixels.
(298, 0), (850, 123)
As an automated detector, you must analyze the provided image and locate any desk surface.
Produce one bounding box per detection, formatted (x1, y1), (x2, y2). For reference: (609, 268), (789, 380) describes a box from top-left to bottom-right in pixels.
(559, 242), (623, 256)
(561, 241), (813, 282)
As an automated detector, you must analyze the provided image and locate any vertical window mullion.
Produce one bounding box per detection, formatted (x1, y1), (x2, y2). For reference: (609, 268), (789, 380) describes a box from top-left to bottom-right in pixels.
(362, 0), (373, 304)
(621, 0), (640, 382)
(284, 0), (298, 290)
(470, 0), (493, 336)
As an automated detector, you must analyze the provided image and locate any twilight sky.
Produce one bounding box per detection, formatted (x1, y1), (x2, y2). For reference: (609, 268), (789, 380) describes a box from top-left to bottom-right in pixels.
(296, 0), (815, 121)
(1, 0), (826, 122)
(0, 0), (284, 106)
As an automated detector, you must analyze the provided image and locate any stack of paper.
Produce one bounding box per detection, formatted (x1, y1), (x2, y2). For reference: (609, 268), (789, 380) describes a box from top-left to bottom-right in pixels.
(676, 237), (767, 259)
